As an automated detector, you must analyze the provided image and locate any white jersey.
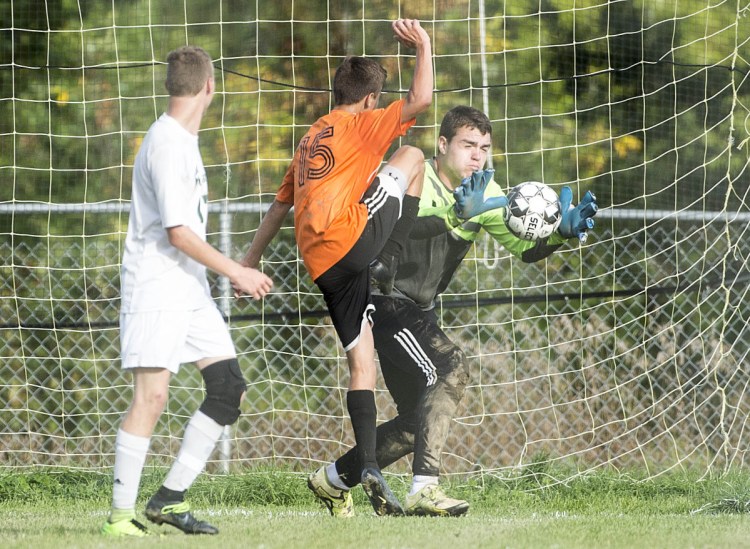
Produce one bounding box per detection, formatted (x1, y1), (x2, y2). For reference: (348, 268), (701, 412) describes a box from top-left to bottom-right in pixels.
(121, 113), (212, 313)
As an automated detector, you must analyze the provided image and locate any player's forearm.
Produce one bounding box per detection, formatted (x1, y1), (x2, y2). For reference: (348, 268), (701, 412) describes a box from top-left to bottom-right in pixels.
(518, 230), (572, 262)
(520, 240), (563, 263)
(410, 204), (458, 238)
(167, 225), (243, 279)
(405, 39), (433, 115)
(240, 199), (291, 268)
(419, 202), (465, 232)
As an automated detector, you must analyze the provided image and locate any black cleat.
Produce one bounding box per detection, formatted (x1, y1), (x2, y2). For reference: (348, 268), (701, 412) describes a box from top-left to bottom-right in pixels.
(370, 258), (395, 295)
(145, 496), (218, 535)
(361, 466), (404, 516)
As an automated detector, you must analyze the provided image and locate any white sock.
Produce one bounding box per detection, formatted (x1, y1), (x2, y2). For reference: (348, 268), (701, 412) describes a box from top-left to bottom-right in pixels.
(326, 462), (349, 491)
(409, 475), (438, 496)
(111, 428), (151, 513)
(163, 411), (224, 492)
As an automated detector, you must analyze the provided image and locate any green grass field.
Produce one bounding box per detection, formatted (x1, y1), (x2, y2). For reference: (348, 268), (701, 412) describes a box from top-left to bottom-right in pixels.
(2, 468), (750, 548)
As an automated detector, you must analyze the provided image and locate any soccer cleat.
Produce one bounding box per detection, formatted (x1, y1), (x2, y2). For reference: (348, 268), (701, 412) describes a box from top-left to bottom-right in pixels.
(307, 466), (354, 518)
(370, 257), (395, 295)
(101, 518), (151, 537)
(145, 497), (218, 535)
(360, 466), (404, 516)
(404, 484), (469, 517)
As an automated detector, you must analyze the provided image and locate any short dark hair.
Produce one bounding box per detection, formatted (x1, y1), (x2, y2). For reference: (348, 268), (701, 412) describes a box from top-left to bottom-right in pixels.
(439, 106), (492, 141)
(165, 46), (213, 97)
(332, 56), (388, 106)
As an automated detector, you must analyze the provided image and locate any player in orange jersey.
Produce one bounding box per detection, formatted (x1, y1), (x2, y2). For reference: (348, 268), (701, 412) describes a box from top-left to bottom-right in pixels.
(241, 19), (432, 516)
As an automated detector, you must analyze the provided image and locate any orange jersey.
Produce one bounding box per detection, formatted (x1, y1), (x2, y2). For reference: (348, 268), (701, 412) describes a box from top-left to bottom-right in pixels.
(277, 99), (415, 280)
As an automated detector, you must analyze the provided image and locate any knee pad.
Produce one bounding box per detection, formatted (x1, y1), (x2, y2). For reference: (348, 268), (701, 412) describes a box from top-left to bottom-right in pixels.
(198, 358), (247, 426)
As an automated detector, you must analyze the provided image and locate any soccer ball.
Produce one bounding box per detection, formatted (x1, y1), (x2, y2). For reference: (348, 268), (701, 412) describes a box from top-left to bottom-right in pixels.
(504, 181), (562, 241)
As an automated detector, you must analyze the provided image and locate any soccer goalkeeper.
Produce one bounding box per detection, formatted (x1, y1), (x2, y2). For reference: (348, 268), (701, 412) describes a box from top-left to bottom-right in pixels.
(308, 105), (598, 517)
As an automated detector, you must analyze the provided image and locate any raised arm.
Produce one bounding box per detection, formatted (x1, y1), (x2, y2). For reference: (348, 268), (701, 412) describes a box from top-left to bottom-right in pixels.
(392, 19), (433, 123)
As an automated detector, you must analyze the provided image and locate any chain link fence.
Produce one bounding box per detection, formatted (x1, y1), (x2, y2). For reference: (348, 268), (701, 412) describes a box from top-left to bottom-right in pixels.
(1, 204), (748, 477)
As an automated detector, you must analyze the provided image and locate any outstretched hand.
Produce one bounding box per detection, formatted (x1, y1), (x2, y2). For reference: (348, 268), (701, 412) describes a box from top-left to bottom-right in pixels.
(557, 186), (598, 242)
(392, 19), (430, 50)
(453, 169), (508, 220)
(231, 266), (273, 300)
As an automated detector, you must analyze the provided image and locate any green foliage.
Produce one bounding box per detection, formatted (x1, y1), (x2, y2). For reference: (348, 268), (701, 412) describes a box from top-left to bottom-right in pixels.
(3, 0), (747, 216)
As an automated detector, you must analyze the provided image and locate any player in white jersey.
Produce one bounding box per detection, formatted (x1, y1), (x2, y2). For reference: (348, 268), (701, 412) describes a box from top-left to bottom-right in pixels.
(102, 46), (273, 538)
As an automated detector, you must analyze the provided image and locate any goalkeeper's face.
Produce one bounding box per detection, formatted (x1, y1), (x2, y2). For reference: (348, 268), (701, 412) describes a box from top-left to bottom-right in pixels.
(438, 126), (492, 186)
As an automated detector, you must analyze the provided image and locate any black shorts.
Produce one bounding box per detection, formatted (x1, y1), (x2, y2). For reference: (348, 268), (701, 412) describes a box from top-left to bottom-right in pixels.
(315, 176), (402, 351)
(371, 295), (459, 414)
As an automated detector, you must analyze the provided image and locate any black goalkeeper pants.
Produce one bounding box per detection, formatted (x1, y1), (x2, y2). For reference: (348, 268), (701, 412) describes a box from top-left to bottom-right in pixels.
(335, 295), (469, 486)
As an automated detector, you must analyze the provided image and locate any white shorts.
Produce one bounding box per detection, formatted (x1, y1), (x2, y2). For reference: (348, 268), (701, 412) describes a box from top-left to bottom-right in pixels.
(120, 303), (236, 373)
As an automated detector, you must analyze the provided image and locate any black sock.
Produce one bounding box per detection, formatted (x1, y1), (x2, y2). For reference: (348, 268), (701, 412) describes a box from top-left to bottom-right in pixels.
(155, 485), (185, 503)
(346, 390), (378, 470)
(334, 449), (361, 488)
(335, 418), (413, 488)
(378, 194), (420, 263)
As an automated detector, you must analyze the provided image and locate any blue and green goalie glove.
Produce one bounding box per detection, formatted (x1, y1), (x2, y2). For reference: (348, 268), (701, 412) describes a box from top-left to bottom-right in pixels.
(557, 186), (598, 242)
(453, 169), (507, 219)
(454, 170), (598, 243)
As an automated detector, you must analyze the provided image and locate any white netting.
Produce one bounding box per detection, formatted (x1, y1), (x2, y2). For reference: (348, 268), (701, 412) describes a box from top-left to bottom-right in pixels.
(1, 1), (749, 478)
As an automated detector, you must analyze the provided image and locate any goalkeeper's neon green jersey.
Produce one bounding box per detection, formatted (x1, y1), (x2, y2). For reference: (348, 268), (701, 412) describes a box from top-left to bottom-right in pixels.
(388, 159), (565, 310)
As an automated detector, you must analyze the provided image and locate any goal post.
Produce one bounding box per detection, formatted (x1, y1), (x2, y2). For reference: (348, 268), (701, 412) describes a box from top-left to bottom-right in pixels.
(1, 0), (749, 480)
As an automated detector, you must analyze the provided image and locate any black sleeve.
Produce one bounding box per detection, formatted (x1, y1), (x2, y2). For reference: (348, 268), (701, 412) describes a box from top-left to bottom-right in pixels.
(520, 239), (564, 263)
(409, 215), (453, 239)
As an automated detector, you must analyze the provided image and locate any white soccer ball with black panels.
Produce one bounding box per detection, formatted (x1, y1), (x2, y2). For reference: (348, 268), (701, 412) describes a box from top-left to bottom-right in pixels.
(504, 181), (562, 241)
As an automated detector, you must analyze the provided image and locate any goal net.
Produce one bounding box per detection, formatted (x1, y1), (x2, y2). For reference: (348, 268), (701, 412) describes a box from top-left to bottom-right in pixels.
(1, 0), (749, 481)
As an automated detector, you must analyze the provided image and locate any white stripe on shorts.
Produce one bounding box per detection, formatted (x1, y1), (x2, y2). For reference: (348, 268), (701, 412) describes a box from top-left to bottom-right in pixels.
(344, 303), (376, 352)
(363, 183), (390, 220)
(393, 328), (437, 386)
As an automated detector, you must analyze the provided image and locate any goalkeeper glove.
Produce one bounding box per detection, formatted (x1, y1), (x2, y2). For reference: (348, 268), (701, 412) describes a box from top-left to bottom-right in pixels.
(452, 169), (508, 220)
(557, 186), (598, 242)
